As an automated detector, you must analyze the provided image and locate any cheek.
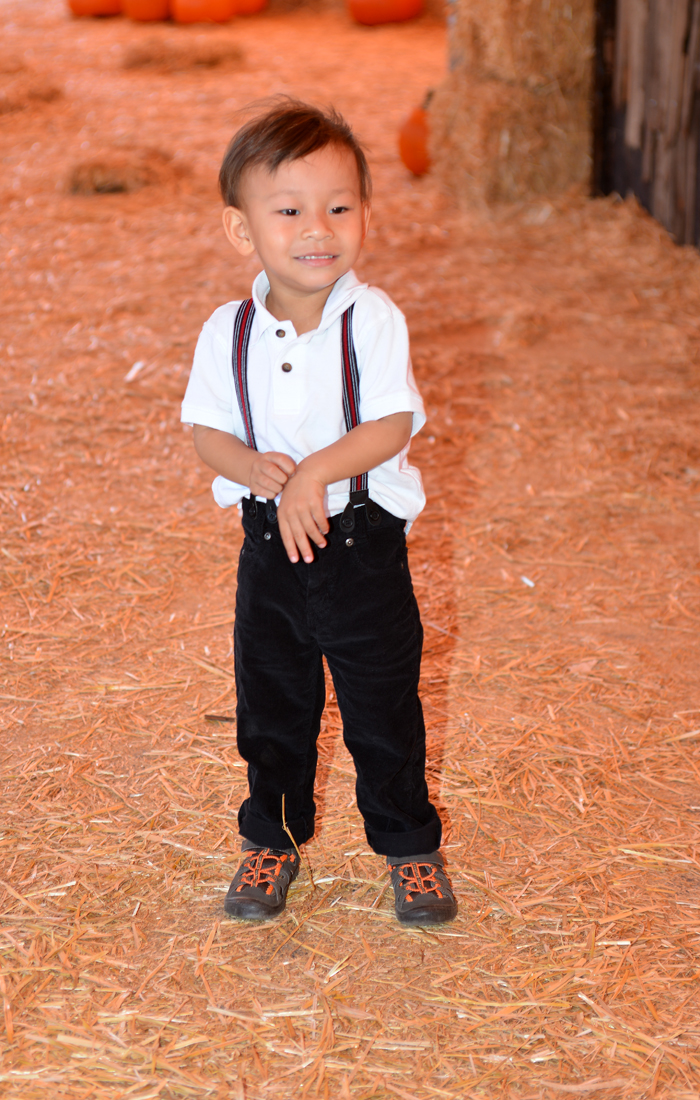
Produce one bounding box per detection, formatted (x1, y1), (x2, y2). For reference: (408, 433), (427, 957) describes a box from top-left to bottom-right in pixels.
(343, 217), (366, 251)
(270, 223), (298, 250)
(253, 224), (295, 260)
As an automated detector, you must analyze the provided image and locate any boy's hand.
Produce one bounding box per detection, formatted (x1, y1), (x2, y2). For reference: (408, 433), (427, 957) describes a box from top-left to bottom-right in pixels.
(248, 451), (296, 499)
(277, 471), (330, 564)
(192, 427), (296, 500)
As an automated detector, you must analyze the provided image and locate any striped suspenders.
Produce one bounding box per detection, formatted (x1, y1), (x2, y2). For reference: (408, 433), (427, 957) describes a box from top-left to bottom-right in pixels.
(339, 306), (368, 506)
(231, 297), (257, 453)
(232, 300), (378, 534)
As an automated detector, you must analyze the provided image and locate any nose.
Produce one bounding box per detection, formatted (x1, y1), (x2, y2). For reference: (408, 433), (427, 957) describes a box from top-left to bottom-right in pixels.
(301, 210), (332, 240)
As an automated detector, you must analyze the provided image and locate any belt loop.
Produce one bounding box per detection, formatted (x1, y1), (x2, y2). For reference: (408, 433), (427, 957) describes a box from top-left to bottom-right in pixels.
(248, 498), (257, 518)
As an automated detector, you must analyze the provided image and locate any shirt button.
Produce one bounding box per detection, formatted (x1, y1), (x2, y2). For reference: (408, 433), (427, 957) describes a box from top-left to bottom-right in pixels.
(276, 329), (286, 338)
(281, 362), (293, 373)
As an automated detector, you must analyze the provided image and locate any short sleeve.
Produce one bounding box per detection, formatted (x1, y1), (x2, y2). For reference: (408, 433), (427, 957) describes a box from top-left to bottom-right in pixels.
(180, 307), (239, 436)
(353, 290), (426, 436)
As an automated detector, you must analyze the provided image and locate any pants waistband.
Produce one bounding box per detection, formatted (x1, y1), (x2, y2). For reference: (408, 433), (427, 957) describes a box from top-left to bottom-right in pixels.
(241, 496), (406, 537)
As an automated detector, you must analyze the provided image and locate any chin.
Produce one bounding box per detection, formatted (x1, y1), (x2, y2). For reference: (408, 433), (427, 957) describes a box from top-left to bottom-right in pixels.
(300, 272), (341, 290)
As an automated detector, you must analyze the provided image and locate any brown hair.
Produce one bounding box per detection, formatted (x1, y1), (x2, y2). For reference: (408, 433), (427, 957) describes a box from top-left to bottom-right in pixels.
(219, 99), (372, 207)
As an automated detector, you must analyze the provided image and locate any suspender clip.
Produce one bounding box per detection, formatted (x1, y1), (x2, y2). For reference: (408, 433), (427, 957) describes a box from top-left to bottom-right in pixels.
(367, 502), (382, 527)
(265, 499), (278, 525)
(339, 501), (355, 533)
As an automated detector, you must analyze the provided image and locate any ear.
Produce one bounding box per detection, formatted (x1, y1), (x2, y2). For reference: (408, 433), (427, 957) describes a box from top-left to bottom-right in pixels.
(361, 202), (372, 242)
(222, 206), (256, 257)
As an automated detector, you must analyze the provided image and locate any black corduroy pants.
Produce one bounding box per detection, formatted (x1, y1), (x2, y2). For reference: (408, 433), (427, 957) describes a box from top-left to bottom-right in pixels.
(233, 497), (442, 858)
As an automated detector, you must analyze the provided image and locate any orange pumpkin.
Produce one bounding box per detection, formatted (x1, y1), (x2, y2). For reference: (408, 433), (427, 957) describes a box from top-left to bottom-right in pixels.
(232, 0), (267, 13)
(171, 0), (235, 20)
(398, 100), (431, 176)
(347, 0), (422, 26)
(123, 0), (169, 17)
(68, 0), (122, 14)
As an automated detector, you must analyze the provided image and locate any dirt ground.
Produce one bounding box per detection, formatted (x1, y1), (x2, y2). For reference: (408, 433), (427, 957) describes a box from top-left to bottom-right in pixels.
(2, 1), (700, 1098)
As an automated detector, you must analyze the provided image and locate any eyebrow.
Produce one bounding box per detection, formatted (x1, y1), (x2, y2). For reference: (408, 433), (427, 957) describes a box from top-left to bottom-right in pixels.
(263, 185), (358, 199)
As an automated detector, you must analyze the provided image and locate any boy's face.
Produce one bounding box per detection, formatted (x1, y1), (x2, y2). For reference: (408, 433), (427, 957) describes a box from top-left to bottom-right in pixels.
(222, 145), (369, 302)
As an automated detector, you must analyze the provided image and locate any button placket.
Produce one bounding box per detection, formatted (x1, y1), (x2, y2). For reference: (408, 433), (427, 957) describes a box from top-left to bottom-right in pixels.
(272, 337), (303, 414)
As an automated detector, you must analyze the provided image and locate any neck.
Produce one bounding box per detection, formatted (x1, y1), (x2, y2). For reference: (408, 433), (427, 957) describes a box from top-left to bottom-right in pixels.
(264, 278), (338, 336)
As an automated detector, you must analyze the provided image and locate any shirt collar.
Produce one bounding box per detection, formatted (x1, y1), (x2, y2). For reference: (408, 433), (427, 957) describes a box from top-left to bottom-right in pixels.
(250, 269), (368, 341)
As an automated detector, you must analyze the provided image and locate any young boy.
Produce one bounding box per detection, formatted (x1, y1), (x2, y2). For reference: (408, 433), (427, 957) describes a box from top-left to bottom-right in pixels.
(181, 101), (457, 925)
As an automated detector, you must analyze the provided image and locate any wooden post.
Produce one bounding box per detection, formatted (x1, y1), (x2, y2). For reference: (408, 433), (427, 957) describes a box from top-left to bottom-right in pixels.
(597, 0), (700, 245)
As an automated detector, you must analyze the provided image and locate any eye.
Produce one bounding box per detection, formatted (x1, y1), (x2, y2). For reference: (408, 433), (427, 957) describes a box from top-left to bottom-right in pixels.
(329, 206), (349, 215)
(279, 208), (300, 216)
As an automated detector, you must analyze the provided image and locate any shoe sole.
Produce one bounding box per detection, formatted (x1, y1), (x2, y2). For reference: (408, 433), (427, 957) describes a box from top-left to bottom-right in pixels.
(224, 897), (286, 920)
(395, 903), (458, 925)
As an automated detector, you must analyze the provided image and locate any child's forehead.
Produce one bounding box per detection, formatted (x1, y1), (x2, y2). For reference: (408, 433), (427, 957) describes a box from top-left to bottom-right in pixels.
(247, 146), (362, 194)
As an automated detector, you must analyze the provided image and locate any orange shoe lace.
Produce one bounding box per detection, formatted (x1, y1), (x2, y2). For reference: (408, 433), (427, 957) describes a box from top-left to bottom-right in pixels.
(395, 861), (446, 903)
(236, 849), (295, 896)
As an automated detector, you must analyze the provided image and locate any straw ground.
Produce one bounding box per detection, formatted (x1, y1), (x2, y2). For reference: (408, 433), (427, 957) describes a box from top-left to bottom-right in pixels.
(1, 2), (699, 1097)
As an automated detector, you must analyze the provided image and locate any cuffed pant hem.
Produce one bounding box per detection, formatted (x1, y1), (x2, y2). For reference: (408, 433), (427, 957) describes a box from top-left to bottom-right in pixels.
(364, 816), (442, 859)
(387, 850), (442, 866)
(238, 802), (314, 851)
(241, 837), (296, 855)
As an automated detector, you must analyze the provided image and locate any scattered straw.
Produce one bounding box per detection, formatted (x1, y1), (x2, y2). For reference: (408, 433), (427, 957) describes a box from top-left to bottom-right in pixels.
(282, 793), (316, 891)
(1, 4), (699, 1098)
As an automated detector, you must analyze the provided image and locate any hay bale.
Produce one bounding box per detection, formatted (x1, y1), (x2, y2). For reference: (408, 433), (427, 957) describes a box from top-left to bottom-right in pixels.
(447, 0), (593, 95)
(122, 36), (244, 72)
(431, 0), (594, 205)
(68, 148), (181, 194)
(0, 70), (62, 115)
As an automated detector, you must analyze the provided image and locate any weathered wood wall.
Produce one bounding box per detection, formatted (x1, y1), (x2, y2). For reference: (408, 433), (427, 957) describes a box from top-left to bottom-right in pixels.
(597, 0), (700, 245)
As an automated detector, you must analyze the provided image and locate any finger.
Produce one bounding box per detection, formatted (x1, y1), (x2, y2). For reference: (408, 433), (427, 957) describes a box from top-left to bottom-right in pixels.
(311, 505), (330, 536)
(288, 517), (315, 564)
(250, 462), (288, 498)
(303, 511), (328, 548)
(260, 461), (290, 488)
(292, 508), (328, 551)
(249, 476), (282, 499)
(278, 517), (300, 564)
(268, 452), (297, 477)
(258, 473), (286, 496)
(290, 481), (328, 537)
(262, 466), (290, 490)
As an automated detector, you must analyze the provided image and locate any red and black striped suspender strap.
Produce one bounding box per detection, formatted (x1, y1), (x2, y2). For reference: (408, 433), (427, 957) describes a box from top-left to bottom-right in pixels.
(232, 298), (257, 452)
(232, 299), (368, 504)
(340, 304), (369, 504)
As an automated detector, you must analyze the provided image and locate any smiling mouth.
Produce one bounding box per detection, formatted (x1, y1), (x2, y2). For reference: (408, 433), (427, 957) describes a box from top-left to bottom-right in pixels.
(296, 253), (338, 261)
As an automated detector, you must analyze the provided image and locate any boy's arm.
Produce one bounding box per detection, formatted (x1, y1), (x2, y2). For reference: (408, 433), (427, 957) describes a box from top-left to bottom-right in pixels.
(277, 411), (413, 564)
(192, 425), (296, 499)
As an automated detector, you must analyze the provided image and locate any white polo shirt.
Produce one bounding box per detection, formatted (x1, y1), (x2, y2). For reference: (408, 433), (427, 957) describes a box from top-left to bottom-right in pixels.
(181, 269), (426, 522)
